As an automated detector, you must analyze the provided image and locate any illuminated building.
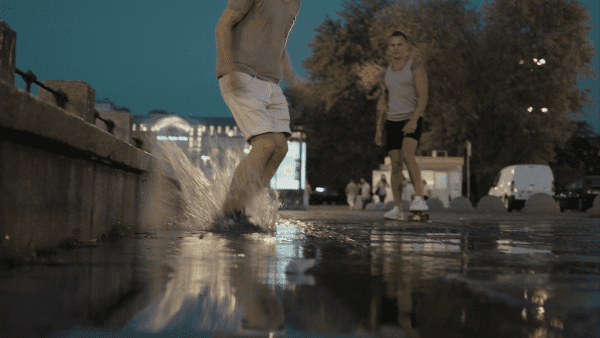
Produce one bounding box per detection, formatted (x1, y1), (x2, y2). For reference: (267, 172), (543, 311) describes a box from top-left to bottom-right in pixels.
(373, 152), (464, 208)
(95, 97), (130, 112)
(133, 110), (245, 169)
(132, 110), (308, 209)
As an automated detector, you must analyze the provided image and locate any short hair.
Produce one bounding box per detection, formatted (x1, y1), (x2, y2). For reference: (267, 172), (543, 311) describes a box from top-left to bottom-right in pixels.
(389, 30), (408, 41)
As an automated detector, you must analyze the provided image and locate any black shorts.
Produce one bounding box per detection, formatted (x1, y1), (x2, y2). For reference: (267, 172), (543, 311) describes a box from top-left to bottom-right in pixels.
(385, 117), (423, 152)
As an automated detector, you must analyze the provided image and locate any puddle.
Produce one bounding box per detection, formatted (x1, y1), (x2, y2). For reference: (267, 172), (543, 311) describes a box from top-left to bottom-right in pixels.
(1, 217), (598, 338)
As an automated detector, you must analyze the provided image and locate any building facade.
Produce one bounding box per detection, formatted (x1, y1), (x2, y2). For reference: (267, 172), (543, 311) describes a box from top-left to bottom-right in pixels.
(132, 110), (246, 169)
(373, 153), (464, 208)
(131, 111), (308, 208)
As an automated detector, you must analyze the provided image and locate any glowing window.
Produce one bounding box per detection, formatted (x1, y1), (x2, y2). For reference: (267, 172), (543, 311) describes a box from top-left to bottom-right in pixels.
(435, 172), (447, 189)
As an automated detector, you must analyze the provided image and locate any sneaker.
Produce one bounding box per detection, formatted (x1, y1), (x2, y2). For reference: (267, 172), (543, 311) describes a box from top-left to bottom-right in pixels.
(214, 210), (265, 233)
(237, 322), (286, 337)
(384, 206), (405, 220)
(409, 196), (429, 212)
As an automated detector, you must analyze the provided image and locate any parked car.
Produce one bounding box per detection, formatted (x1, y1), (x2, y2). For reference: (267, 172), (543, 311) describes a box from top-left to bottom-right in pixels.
(556, 176), (600, 212)
(309, 187), (343, 205)
(488, 165), (555, 212)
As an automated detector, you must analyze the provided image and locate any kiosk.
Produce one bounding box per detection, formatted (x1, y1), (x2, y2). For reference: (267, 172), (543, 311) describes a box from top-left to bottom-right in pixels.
(373, 151), (464, 208)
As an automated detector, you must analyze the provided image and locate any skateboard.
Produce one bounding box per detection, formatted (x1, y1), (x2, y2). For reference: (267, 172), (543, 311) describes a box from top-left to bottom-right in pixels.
(406, 210), (430, 222)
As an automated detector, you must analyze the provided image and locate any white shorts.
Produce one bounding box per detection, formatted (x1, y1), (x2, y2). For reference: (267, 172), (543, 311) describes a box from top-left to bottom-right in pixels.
(219, 72), (291, 142)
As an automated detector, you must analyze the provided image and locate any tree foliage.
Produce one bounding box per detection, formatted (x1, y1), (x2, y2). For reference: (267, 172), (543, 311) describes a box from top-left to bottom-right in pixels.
(289, 0), (596, 199)
(551, 121), (600, 190)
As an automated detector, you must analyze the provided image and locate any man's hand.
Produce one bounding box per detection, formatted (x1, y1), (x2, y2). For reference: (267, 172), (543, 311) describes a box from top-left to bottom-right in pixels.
(402, 119), (418, 134)
(289, 76), (313, 96)
(226, 71), (243, 92)
(375, 129), (385, 147)
(355, 61), (385, 92)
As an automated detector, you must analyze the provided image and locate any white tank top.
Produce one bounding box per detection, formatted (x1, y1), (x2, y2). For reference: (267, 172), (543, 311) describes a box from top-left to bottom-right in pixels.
(384, 60), (417, 122)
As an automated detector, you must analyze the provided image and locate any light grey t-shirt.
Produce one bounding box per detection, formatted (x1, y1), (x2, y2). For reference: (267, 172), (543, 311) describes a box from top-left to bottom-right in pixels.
(384, 59), (417, 122)
(216, 0), (301, 84)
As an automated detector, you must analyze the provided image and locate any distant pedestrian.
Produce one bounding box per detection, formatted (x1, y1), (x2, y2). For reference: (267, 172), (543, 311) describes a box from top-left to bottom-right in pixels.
(359, 178), (371, 209)
(374, 174), (389, 204)
(215, 0), (309, 227)
(422, 180), (430, 201)
(345, 179), (358, 209)
(357, 30), (429, 220)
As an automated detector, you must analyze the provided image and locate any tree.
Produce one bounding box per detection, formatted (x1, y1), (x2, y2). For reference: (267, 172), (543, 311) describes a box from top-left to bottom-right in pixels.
(289, 0), (390, 191)
(468, 0), (596, 199)
(551, 121), (600, 190)
(288, 0), (596, 199)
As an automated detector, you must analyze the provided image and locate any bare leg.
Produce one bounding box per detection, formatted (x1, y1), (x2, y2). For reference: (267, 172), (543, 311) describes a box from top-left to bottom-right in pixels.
(389, 149), (404, 209)
(401, 138), (422, 197)
(224, 132), (288, 212)
(257, 133), (289, 187)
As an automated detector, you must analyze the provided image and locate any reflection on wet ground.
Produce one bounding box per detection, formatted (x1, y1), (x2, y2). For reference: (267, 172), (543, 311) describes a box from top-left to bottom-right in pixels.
(1, 210), (598, 337)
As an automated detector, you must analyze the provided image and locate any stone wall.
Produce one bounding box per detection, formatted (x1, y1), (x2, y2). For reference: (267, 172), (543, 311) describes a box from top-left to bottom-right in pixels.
(0, 78), (183, 259)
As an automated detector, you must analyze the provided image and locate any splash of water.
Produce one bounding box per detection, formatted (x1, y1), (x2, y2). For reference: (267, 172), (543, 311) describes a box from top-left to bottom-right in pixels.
(152, 139), (281, 231)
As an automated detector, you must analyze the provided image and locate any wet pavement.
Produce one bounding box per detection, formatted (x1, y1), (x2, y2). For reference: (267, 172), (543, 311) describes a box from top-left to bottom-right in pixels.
(1, 206), (598, 338)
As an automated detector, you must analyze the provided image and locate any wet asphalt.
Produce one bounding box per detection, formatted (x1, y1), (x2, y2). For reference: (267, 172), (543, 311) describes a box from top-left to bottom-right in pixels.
(0, 205), (598, 338)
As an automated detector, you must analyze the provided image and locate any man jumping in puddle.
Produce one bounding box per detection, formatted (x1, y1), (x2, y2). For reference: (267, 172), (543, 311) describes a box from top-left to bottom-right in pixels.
(215, 0), (308, 228)
(358, 31), (429, 220)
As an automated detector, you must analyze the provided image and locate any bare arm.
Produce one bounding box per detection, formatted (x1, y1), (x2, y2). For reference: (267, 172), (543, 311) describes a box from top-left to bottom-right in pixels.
(356, 62), (386, 94)
(215, 8), (246, 76)
(282, 49), (308, 88)
(410, 62), (428, 122)
(374, 81), (388, 146)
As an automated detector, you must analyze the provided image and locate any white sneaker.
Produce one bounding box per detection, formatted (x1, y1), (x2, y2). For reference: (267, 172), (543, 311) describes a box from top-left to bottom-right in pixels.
(384, 206), (405, 220)
(410, 196), (429, 211)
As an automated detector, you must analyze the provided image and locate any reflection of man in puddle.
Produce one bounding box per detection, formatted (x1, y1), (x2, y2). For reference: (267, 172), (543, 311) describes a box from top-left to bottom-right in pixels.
(234, 283), (286, 333)
(124, 234), (285, 335)
(228, 238), (285, 334)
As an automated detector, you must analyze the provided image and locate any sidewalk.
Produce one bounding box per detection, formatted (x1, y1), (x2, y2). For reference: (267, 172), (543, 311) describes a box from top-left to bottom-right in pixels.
(280, 204), (594, 224)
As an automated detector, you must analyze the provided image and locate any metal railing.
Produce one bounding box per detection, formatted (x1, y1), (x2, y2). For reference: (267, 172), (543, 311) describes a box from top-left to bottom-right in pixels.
(15, 68), (68, 108)
(94, 110), (115, 133)
(14, 68), (116, 133)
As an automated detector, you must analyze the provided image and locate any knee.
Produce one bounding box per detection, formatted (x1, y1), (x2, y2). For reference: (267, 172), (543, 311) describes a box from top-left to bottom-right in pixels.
(272, 134), (288, 159)
(401, 150), (414, 162)
(391, 161), (403, 175)
(254, 133), (288, 158)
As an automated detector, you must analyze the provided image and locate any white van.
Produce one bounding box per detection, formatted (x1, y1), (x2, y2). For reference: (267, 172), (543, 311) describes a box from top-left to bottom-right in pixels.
(488, 165), (555, 211)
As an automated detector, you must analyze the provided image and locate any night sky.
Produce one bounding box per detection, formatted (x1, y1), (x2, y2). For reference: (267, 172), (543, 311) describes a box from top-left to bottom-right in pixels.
(3, 0), (598, 132)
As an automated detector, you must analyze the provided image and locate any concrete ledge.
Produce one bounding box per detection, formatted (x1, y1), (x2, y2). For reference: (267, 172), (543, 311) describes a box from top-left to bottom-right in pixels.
(95, 110), (133, 144)
(521, 193), (559, 214)
(0, 79), (183, 259)
(39, 80), (95, 123)
(0, 80), (154, 172)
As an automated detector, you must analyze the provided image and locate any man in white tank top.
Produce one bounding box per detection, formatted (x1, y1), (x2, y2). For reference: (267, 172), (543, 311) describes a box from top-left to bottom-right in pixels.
(357, 31), (429, 220)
